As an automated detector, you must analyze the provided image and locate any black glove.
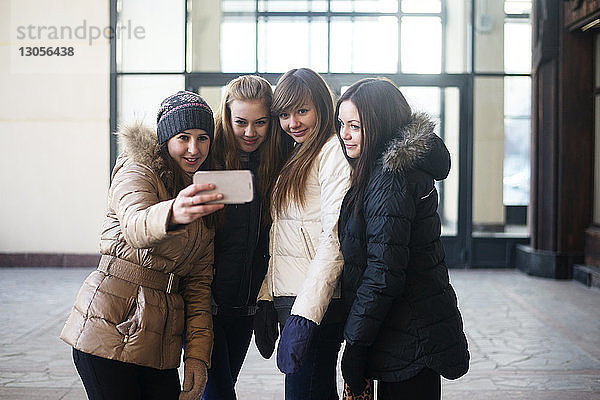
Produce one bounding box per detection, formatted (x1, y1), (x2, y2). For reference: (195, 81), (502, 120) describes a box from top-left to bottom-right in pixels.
(341, 343), (369, 395)
(253, 300), (279, 359)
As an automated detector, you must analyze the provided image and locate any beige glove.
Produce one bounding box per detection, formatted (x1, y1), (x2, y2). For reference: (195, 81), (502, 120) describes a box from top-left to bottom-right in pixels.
(179, 358), (208, 400)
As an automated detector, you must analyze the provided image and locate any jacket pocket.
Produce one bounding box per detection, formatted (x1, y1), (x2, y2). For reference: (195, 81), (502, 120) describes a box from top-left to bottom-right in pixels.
(300, 227), (315, 260)
(116, 296), (139, 342)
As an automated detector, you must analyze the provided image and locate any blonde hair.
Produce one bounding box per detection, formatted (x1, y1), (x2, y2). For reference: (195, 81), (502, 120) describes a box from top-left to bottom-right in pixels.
(271, 68), (336, 214)
(214, 75), (286, 223)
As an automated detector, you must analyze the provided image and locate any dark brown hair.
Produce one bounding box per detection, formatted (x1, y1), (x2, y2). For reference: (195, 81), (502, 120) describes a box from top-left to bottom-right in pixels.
(335, 78), (412, 214)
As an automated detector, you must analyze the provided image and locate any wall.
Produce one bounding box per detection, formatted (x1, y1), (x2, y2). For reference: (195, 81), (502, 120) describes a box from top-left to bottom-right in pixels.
(0, 0), (110, 259)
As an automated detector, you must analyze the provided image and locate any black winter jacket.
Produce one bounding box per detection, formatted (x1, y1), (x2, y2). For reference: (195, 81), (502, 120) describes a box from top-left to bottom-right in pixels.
(338, 113), (469, 382)
(211, 151), (270, 315)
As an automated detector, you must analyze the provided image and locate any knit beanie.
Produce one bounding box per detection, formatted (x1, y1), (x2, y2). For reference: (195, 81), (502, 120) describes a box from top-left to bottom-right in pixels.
(156, 91), (214, 145)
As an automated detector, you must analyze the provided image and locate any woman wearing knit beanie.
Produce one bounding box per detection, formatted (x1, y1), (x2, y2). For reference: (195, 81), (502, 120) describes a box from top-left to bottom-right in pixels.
(61, 91), (223, 400)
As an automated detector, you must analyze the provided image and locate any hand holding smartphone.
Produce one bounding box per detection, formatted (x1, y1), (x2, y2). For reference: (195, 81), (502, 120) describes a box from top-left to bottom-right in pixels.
(193, 170), (254, 204)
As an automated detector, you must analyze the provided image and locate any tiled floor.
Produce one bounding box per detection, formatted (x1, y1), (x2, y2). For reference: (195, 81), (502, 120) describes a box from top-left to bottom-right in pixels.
(1, 268), (599, 399)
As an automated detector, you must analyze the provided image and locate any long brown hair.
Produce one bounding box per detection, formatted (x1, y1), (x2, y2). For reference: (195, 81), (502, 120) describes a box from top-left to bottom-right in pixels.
(213, 75), (287, 224)
(271, 68), (336, 214)
(335, 78), (412, 214)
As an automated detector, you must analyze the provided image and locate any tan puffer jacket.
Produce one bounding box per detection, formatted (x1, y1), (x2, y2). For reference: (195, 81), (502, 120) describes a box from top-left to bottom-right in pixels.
(60, 122), (214, 370)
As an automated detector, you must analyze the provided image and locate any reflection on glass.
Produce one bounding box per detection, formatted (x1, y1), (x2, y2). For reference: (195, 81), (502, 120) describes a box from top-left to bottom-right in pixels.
(505, 76), (531, 117)
(504, 0), (532, 14)
(504, 19), (531, 73)
(331, 0), (397, 13)
(331, 17), (398, 73)
(258, 18), (328, 72)
(118, 0), (184, 72)
(504, 76), (531, 206)
(503, 119), (530, 206)
(221, 17), (256, 72)
(402, 0), (441, 13)
(401, 16), (442, 73)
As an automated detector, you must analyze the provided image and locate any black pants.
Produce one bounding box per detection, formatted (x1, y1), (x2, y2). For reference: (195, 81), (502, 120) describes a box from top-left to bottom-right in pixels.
(202, 314), (254, 400)
(73, 348), (181, 400)
(378, 368), (441, 400)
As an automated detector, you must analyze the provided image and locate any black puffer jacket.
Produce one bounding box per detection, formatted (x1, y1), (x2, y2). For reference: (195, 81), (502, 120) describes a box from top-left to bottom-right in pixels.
(338, 113), (469, 382)
(211, 151), (270, 314)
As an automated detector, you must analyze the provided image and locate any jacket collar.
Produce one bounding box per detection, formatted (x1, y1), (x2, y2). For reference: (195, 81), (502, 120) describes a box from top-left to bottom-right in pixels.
(115, 122), (175, 188)
(382, 112), (450, 181)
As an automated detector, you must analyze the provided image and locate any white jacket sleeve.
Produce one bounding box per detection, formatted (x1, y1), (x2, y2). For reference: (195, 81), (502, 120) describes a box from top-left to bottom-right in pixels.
(291, 138), (351, 324)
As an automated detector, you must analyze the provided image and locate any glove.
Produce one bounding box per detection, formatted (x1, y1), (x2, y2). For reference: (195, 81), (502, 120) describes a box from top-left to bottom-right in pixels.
(276, 315), (316, 374)
(179, 358), (208, 400)
(341, 343), (369, 395)
(253, 300), (279, 359)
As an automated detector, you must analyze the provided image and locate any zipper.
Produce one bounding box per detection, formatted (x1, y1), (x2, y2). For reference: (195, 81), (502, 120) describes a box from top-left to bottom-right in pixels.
(270, 216), (277, 295)
(244, 203), (261, 306)
(300, 226), (315, 259)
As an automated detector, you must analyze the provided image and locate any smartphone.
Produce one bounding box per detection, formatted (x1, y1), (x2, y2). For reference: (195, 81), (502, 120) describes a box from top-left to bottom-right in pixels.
(193, 170), (254, 204)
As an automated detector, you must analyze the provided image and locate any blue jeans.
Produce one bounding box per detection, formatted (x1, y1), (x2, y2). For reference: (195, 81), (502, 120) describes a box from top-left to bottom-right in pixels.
(274, 297), (344, 400)
(202, 314), (254, 400)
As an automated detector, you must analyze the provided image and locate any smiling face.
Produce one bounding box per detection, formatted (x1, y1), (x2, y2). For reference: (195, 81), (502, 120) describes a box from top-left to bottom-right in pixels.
(229, 99), (269, 153)
(338, 100), (362, 158)
(278, 97), (318, 144)
(167, 128), (211, 174)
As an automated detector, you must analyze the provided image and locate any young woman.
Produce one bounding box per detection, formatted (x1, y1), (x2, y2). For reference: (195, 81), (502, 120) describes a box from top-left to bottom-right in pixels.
(61, 91), (223, 400)
(256, 68), (352, 400)
(203, 75), (287, 400)
(335, 78), (469, 399)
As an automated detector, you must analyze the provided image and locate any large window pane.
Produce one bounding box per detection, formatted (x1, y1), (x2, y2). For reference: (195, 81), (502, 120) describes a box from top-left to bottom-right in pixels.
(399, 86), (441, 117)
(442, 87), (460, 236)
(503, 118), (530, 206)
(117, 75), (185, 141)
(473, 77), (505, 234)
(401, 0), (441, 13)
(504, 19), (531, 74)
(505, 76), (531, 117)
(331, 0), (397, 12)
(259, 0), (327, 11)
(473, 76), (529, 235)
(221, 17), (256, 72)
(258, 17), (328, 73)
(118, 0), (184, 72)
(504, 76), (531, 206)
(505, 0), (531, 14)
(331, 17), (398, 73)
(445, 0), (470, 73)
(401, 16), (442, 73)
(222, 0), (255, 12)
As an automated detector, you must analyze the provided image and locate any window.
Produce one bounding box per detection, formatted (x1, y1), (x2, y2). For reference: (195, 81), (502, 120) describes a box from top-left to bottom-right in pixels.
(112, 0), (533, 265)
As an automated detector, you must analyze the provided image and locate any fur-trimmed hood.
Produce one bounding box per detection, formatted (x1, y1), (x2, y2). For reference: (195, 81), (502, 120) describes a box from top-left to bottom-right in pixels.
(382, 112), (450, 181)
(114, 122), (175, 191)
